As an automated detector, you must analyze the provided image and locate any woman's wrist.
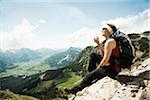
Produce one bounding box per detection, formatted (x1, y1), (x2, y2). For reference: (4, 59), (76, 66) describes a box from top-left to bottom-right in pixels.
(97, 41), (101, 45)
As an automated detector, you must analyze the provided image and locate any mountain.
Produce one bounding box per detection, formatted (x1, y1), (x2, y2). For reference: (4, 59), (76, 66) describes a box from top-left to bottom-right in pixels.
(0, 60), (7, 72)
(0, 47), (82, 99)
(0, 48), (58, 72)
(142, 31), (150, 37)
(5, 48), (41, 62)
(0, 68), (81, 99)
(0, 47), (81, 77)
(0, 48), (56, 64)
(0, 48), (42, 72)
(36, 48), (56, 57)
(128, 33), (149, 60)
(44, 47), (82, 68)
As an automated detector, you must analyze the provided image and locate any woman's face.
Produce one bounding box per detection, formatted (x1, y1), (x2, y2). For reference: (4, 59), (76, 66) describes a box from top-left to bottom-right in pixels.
(101, 28), (110, 37)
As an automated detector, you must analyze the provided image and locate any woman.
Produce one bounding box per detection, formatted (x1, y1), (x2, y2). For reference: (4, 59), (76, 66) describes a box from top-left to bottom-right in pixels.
(65, 24), (121, 94)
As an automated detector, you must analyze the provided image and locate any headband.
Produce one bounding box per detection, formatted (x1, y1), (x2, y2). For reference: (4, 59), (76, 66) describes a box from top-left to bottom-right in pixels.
(102, 24), (114, 34)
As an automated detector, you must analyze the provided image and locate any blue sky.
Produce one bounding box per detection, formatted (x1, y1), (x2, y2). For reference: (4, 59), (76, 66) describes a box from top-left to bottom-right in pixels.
(0, 0), (149, 50)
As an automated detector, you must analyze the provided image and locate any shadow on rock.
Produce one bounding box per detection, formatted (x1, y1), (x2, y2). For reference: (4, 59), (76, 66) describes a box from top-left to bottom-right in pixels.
(116, 70), (150, 88)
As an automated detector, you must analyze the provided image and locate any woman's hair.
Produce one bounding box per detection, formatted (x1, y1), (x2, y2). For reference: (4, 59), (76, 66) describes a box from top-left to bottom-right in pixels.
(107, 24), (117, 33)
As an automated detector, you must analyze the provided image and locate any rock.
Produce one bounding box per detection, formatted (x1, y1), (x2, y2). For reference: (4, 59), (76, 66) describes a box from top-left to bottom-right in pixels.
(70, 58), (150, 100)
(130, 58), (150, 76)
(74, 77), (122, 100)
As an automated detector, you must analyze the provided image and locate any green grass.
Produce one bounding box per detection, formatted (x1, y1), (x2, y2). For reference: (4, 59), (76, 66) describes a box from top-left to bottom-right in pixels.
(0, 61), (51, 78)
(26, 80), (54, 93)
(19, 95), (39, 100)
(0, 90), (38, 100)
(55, 70), (82, 90)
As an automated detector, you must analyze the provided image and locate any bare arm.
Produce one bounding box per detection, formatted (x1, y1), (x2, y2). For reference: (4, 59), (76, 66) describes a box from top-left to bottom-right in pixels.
(98, 39), (116, 67)
(94, 36), (104, 56)
(97, 43), (104, 56)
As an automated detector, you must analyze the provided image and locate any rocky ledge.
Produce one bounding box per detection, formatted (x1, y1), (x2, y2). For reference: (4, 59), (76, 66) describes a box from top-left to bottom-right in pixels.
(70, 58), (150, 100)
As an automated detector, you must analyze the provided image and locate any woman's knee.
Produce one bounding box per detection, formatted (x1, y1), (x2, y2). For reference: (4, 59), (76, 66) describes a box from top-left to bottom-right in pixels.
(85, 68), (106, 81)
(90, 53), (102, 61)
(90, 53), (97, 59)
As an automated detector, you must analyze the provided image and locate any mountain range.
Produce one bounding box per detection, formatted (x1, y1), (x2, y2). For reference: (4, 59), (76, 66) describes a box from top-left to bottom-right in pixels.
(44, 47), (81, 68)
(0, 47), (82, 77)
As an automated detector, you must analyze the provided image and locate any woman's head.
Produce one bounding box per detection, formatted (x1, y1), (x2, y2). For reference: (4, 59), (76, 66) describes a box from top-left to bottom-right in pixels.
(101, 24), (117, 38)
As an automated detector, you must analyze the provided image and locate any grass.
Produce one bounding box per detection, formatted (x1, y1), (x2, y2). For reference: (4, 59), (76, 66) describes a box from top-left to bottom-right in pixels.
(0, 62), (51, 78)
(55, 70), (82, 90)
(26, 80), (54, 94)
(0, 67), (82, 99)
(19, 95), (39, 100)
(0, 90), (38, 100)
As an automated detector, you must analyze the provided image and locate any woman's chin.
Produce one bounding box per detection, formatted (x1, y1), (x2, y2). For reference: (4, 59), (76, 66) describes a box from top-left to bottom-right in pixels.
(102, 34), (105, 37)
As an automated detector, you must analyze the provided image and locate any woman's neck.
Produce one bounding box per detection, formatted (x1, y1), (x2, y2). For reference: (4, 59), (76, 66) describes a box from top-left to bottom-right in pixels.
(105, 34), (111, 39)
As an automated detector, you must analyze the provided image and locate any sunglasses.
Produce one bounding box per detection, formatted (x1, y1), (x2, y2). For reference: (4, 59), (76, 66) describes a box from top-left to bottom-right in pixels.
(102, 28), (108, 30)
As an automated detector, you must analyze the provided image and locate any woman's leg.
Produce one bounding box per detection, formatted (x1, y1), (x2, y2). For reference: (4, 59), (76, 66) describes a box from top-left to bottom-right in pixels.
(88, 53), (102, 72)
(71, 68), (107, 93)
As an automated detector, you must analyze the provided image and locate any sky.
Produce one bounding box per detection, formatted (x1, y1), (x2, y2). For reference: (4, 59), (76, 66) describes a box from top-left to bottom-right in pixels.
(0, 0), (149, 50)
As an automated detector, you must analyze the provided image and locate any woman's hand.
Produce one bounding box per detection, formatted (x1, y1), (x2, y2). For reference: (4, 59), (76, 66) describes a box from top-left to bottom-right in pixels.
(94, 36), (100, 45)
(94, 36), (104, 56)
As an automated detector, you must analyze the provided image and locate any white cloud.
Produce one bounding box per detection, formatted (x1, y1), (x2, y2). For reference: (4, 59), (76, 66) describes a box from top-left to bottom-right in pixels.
(0, 8), (148, 50)
(64, 27), (105, 48)
(39, 19), (46, 23)
(101, 8), (149, 33)
(64, 8), (149, 48)
(0, 18), (70, 50)
(0, 19), (36, 50)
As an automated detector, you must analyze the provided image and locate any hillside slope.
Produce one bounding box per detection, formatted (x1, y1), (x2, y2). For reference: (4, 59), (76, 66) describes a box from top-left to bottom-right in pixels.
(45, 47), (81, 68)
(0, 90), (39, 100)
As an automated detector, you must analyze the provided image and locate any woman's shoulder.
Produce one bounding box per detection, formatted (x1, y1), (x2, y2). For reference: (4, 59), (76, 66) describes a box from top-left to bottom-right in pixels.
(105, 38), (116, 48)
(106, 38), (116, 44)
